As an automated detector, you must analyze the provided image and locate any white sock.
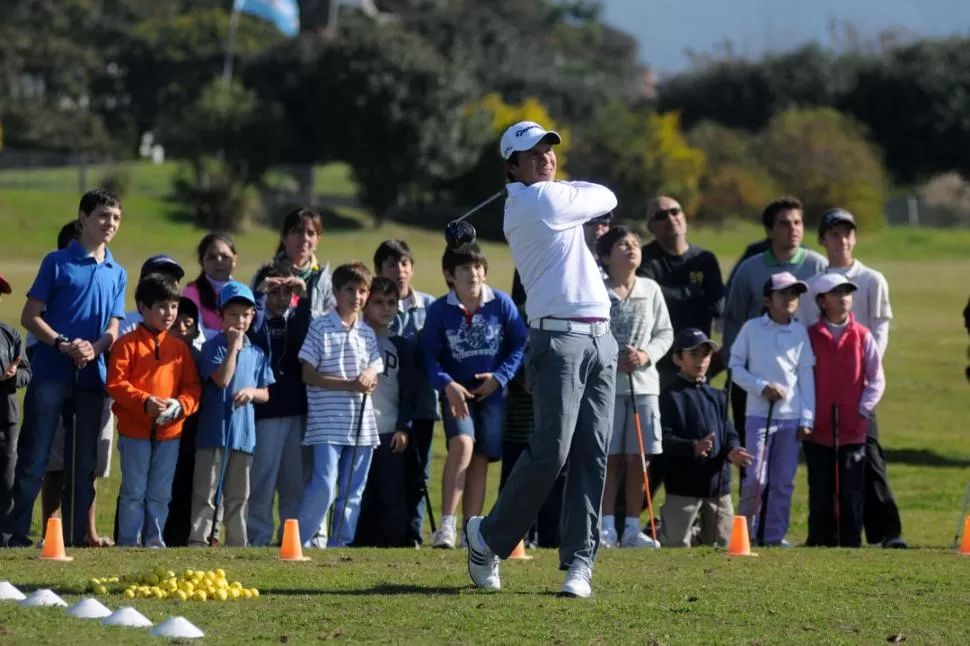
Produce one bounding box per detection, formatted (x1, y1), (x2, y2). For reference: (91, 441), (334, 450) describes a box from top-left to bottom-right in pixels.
(625, 516), (641, 531)
(602, 515), (615, 532)
(442, 515), (457, 531)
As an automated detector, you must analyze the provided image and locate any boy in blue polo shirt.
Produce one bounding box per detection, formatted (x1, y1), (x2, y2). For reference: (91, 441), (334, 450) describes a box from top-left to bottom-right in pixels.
(188, 282), (273, 547)
(1, 188), (127, 548)
(420, 243), (527, 549)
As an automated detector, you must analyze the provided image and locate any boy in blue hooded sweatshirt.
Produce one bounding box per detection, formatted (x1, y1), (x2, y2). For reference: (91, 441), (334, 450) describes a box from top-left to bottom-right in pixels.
(420, 243), (527, 549)
(246, 261), (311, 546)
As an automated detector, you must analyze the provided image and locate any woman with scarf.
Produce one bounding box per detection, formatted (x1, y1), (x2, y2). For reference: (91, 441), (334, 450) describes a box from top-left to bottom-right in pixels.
(252, 208), (334, 316)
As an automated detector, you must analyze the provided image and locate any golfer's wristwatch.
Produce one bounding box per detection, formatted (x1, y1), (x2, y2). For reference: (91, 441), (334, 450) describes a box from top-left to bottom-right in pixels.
(53, 334), (70, 351)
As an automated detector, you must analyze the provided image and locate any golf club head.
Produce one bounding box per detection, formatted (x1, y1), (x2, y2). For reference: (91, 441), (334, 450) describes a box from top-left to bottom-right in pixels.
(445, 219), (477, 251)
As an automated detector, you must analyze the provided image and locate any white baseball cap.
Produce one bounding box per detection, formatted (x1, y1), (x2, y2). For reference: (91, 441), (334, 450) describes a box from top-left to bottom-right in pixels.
(499, 121), (562, 160)
(812, 273), (858, 297)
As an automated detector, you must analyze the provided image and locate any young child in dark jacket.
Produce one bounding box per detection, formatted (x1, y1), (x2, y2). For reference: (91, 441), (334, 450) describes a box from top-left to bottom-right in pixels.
(0, 273), (32, 517)
(246, 261), (311, 546)
(659, 329), (752, 547)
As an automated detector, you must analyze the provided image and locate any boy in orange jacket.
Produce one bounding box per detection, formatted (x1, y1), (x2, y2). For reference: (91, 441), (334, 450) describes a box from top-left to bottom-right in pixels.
(805, 273), (885, 547)
(107, 274), (201, 547)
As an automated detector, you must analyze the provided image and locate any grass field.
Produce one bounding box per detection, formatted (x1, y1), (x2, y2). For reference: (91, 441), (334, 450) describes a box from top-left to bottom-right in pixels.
(0, 180), (969, 644)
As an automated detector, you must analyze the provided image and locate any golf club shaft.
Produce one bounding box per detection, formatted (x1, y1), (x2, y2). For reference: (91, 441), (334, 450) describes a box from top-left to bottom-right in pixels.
(628, 374), (657, 543)
(209, 398), (234, 545)
(333, 393), (368, 547)
(713, 371), (732, 547)
(69, 367), (78, 547)
(452, 191), (504, 223)
(753, 401), (775, 545)
(952, 483), (970, 549)
(410, 433), (436, 534)
(833, 404), (841, 547)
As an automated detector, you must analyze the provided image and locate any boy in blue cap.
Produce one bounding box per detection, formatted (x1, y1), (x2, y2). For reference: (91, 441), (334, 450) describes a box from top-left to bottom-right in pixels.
(188, 281), (274, 547)
(659, 328), (752, 546)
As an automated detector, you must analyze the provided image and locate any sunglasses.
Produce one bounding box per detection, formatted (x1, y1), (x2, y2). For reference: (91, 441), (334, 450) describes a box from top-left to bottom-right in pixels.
(651, 207), (681, 221)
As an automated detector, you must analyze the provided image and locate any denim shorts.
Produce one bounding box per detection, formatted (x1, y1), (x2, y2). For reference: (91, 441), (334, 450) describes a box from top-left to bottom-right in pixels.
(441, 396), (505, 461)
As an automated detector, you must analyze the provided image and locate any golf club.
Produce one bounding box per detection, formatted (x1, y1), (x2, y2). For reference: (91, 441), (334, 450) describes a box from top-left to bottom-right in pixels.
(68, 366), (78, 547)
(333, 393), (368, 548)
(713, 371), (732, 547)
(628, 373), (658, 545)
(833, 403), (841, 547)
(410, 433), (436, 535)
(444, 190), (504, 251)
(951, 483), (970, 549)
(752, 401), (776, 546)
(208, 396), (234, 546)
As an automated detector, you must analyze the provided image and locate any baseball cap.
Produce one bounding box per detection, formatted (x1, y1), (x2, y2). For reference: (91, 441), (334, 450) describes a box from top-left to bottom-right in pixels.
(499, 121), (562, 160)
(218, 281), (256, 309)
(585, 211), (614, 226)
(140, 254), (185, 281)
(0, 273), (11, 295)
(812, 273), (858, 297)
(818, 208), (856, 237)
(673, 328), (721, 354)
(762, 271), (809, 297)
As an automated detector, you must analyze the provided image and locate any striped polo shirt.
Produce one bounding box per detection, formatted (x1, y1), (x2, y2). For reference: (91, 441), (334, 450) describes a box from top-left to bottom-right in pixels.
(298, 310), (384, 447)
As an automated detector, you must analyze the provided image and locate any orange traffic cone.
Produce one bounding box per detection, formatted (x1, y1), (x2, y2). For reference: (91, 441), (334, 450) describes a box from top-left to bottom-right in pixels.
(727, 516), (757, 557)
(39, 517), (73, 561)
(960, 517), (970, 555)
(508, 539), (532, 560)
(279, 519), (311, 561)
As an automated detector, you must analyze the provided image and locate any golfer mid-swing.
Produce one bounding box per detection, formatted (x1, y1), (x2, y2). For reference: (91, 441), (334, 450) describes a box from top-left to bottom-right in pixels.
(466, 121), (618, 598)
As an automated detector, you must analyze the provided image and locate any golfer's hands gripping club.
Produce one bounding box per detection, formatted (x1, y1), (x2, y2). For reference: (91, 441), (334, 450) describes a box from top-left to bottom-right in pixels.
(728, 447), (754, 467)
(145, 396), (168, 419)
(353, 368), (378, 394)
(695, 433), (714, 457)
(761, 383), (786, 402)
(445, 381), (474, 419)
(619, 345), (651, 373)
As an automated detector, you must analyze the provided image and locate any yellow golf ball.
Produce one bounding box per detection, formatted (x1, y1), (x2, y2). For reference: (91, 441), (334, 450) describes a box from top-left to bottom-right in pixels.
(215, 568), (226, 578)
(183, 569), (194, 579)
(123, 589), (135, 599)
(249, 589), (259, 598)
(241, 589), (253, 599)
(95, 585), (108, 595)
(176, 590), (188, 601)
(230, 588), (241, 600)
(147, 574), (160, 586)
(194, 591), (207, 602)
(216, 589), (228, 602)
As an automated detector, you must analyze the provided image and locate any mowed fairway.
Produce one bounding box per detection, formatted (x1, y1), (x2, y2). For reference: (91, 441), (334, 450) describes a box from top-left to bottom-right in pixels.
(0, 180), (969, 644)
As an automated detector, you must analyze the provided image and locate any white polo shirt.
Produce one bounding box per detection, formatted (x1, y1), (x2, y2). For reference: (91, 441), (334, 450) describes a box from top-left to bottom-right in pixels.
(803, 260), (892, 356)
(298, 310), (384, 447)
(503, 180), (617, 321)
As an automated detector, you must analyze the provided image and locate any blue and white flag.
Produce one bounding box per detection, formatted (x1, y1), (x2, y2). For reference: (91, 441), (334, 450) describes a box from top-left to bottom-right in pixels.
(234, 0), (300, 37)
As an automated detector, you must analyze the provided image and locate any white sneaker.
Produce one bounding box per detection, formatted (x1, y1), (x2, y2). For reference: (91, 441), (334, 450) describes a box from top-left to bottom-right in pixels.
(558, 564), (592, 598)
(600, 525), (618, 548)
(431, 525), (456, 549)
(620, 526), (661, 549)
(465, 517), (500, 590)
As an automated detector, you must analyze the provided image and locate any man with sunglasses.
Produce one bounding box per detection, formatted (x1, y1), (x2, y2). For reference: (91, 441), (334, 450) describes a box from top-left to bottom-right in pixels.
(638, 196), (725, 390)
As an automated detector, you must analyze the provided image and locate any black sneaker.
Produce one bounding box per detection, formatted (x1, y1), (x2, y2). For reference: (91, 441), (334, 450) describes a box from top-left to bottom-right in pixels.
(882, 536), (908, 549)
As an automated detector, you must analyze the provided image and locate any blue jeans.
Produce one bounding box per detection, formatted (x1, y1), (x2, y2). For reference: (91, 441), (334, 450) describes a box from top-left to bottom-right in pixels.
(247, 416), (305, 546)
(117, 434), (180, 547)
(2, 378), (105, 546)
(297, 443), (373, 547)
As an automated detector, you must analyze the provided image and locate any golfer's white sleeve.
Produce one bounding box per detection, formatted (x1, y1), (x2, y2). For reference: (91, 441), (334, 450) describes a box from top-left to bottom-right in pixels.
(536, 181), (617, 230)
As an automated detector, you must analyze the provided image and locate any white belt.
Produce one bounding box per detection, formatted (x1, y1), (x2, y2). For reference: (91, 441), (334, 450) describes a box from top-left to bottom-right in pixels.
(530, 318), (610, 336)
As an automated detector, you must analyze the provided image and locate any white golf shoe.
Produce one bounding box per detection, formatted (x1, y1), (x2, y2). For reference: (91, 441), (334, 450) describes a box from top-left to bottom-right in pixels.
(620, 526), (661, 549)
(465, 516), (501, 590)
(558, 564), (593, 598)
(599, 525), (618, 548)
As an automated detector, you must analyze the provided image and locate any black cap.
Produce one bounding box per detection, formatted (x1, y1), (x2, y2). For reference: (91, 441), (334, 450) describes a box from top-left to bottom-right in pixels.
(140, 254), (185, 281)
(818, 209), (856, 237)
(585, 211), (614, 226)
(673, 328), (721, 354)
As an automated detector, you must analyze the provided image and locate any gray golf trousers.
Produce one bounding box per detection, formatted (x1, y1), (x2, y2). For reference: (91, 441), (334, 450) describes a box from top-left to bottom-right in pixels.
(481, 325), (617, 570)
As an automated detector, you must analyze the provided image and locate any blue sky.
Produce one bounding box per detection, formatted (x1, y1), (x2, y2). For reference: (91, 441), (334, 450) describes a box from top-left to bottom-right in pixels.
(599, 0), (970, 74)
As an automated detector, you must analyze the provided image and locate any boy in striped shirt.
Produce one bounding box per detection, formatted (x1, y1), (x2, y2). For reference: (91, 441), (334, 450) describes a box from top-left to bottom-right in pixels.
(297, 262), (384, 548)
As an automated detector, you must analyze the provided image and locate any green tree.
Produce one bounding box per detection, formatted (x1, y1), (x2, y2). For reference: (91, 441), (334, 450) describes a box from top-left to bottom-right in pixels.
(751, 107), (888, 230)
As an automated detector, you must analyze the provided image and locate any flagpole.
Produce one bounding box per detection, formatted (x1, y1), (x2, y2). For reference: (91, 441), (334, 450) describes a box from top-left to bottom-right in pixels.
(222, 1), (241, 84)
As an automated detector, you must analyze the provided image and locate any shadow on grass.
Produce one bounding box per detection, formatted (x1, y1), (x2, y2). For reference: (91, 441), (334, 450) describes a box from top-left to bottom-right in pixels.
(884, 448), (970, 468)
(266, 583), (467, 596)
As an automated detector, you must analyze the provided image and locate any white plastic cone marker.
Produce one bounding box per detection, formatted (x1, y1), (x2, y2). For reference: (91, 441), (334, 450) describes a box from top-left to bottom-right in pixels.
(0, 581), (26, 601)
(19, 589), (68, 607)
(101, 606), (153, 628)
(150, 616), (205, 639)
(67, 597), (113, 619)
